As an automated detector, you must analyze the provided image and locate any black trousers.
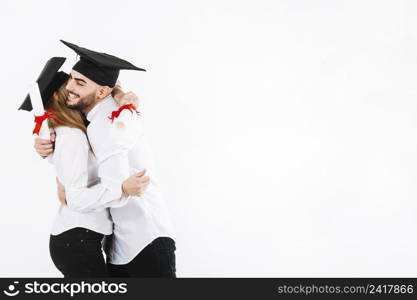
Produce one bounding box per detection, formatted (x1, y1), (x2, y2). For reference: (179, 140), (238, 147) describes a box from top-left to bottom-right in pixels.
(106, 236), (177, 278)
(49, 227), (108, 278)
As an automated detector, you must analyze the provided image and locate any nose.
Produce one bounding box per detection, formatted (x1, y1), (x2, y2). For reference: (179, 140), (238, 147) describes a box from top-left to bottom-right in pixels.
(65, 79), (74, 92)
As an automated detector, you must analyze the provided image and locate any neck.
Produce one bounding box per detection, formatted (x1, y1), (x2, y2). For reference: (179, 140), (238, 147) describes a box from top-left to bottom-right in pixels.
(82, 100), (100, 115)
(82, 93), (112, 115)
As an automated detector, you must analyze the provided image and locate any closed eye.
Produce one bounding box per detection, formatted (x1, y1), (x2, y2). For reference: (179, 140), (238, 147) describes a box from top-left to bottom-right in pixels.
(70, 73), (87, 86)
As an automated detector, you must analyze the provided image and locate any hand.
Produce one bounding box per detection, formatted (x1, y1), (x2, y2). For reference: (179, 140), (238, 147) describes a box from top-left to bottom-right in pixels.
(56, 177), (66, 205)
(114, 91), (139, 109)
(122, 169), (150, 197)
(34, 132), (56, 157)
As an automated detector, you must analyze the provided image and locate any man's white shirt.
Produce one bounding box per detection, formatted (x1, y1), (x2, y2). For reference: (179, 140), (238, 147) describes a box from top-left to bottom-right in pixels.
(85, 95), (175, 264)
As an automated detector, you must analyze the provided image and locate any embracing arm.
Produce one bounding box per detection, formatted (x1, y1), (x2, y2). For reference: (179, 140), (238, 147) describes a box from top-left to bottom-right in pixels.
(54, 128), (149, 213)
(34, 89), (139, 158)
(56, 169), (148, 207)
(112, 84), (139, 108)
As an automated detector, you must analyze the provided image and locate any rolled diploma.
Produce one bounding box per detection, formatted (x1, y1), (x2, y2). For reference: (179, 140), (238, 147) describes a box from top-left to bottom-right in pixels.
(29, 82), (50, 139)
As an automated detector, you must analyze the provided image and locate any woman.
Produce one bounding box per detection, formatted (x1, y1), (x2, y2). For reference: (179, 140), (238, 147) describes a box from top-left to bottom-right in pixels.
(25, 64), (146, 277)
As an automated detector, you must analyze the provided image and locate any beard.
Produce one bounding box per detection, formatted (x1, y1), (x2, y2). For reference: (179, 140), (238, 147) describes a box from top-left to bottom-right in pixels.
(66, 91), (96, 112)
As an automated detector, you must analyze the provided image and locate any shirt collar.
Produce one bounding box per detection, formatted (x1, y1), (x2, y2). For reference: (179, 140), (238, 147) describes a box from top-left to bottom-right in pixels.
(86, 94), (113, 122)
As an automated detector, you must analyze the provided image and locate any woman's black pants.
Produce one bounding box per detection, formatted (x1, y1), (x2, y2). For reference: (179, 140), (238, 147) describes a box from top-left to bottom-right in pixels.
(49, 227), (108, 278)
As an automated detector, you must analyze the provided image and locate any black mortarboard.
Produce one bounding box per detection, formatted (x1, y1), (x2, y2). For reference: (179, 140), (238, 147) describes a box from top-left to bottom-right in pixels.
(60, 40), (146, 87)
(18, 57), (69, 111)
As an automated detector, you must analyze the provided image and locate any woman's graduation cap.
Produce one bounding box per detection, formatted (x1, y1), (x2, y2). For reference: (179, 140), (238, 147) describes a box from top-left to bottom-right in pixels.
(60, 40), (146, 88)
(18, 57), (68, 111)
(19, 57), (68, 139)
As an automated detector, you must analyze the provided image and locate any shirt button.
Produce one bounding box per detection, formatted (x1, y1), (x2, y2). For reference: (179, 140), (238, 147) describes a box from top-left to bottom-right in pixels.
(66, 243), (70, 247)
(80, 239), (84, 243)
(86, 230), (89, 233)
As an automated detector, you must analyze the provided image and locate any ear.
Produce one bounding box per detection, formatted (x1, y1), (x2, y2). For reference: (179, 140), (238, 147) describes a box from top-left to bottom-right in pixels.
(97, 86), (113, 100)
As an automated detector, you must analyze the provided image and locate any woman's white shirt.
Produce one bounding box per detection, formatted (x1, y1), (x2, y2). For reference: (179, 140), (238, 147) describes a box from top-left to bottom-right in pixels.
(50, 126), (113, 235)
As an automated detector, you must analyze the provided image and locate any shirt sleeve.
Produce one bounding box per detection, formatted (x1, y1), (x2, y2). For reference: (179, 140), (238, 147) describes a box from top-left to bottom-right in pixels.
(53, 128), (130, 213)
(87, 107), (142, 208)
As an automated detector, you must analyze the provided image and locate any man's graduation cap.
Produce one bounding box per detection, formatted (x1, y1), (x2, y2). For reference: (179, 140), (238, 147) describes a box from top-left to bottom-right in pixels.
(18, 57), (68, 111)
(60, 40), (146, 88)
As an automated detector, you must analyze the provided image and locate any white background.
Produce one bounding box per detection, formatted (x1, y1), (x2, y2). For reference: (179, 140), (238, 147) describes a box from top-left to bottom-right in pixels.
(0, 0), (417, 277)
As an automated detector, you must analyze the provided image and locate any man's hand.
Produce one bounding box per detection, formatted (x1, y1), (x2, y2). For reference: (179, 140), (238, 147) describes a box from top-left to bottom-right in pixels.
(122, 169), (150, 197)
(34, 132), (56, 157)
(113, 88), (139, 109)
(56, 177), (66, 205)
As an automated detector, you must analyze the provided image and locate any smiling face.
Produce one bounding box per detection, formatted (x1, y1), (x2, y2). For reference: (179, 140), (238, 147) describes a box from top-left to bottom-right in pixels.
(65, 70), (112, 114)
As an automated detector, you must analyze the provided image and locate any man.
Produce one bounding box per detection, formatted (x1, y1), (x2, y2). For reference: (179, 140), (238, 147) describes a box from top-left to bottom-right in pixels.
(35, 40), (176, 277)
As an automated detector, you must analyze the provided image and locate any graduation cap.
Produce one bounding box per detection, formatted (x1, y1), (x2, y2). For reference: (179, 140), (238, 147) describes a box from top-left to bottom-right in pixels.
(18, 57), (68, 139)
(60, 40), (146, 88)
(18, 57), (69, 111)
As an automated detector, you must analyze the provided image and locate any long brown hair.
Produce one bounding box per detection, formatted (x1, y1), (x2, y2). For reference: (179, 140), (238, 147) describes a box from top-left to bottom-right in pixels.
(46, 82), (87, 134)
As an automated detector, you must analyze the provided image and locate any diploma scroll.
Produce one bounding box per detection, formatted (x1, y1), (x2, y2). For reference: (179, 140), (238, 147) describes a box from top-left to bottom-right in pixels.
(30, 82), (50, 140)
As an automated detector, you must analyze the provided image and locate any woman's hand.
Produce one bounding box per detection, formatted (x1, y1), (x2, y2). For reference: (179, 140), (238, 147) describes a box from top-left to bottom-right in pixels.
(112, 86), (139, 109)
(34, 131), (56, 157)
(122, 169), (150, 197)
(56, 177), (66, 205)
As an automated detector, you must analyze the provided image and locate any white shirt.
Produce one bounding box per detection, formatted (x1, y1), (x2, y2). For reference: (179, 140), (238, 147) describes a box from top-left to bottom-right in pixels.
(82, 95), (175, 264)
(50, 126), (113, 236)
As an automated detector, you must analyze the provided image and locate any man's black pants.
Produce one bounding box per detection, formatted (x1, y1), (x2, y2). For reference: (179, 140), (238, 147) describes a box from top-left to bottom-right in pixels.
(106, 236), (177, 278)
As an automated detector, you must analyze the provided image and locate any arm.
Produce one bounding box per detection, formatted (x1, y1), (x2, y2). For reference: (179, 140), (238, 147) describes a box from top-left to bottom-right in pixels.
(54, 128), (148, 213)
(75, 106), (150, 212)
(57, 169), (148, 206)
(34, 90), (137, 158)
(56, 177), (67, 205)
(112, 84), (139, 108)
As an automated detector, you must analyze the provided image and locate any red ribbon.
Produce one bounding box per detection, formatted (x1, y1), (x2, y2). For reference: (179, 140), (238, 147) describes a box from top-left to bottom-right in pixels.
(108, 104), (139, 123)
(32, 109), (60, 135)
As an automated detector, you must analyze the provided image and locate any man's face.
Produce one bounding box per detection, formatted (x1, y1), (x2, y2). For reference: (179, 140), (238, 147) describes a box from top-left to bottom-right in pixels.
(65, 70), (100, 113)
